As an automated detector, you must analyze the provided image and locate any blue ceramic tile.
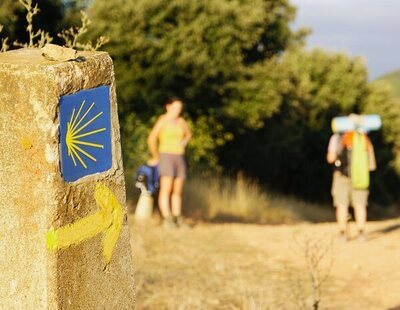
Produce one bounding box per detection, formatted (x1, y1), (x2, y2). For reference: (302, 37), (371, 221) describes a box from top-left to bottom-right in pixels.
(59, 86), (112, 182)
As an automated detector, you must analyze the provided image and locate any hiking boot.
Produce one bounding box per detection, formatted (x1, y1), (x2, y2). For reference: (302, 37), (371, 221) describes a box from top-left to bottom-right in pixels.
(339, 232), (348, 243)
(174, 215), (189, 228)
(358, 231), (366, 242)
(162, 217), (177, 229)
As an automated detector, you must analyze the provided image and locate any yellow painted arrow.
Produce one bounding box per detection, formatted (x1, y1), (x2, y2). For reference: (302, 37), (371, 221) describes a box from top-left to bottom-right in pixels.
(46, 183), (124, 263)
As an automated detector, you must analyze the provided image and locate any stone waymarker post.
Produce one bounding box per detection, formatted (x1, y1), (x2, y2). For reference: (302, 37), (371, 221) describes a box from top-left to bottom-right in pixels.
(0, 47), (135, 309)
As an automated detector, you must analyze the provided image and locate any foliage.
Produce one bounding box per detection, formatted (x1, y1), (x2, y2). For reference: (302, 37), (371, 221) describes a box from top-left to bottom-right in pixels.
(1, 0), (400, 204)
(87, 0), (400, 204)
(220, 49), (400, 203)
(186, 115), (233, 171)
(88, 0), (305, 173)
(377, 69), (400, 98)
(361, 82), (400, 156)
(59, 0), (93, 32)
(120, 113), (151, 174)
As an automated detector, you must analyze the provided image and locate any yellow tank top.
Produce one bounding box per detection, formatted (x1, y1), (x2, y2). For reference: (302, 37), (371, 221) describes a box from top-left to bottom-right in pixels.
(158, 120), (185, 155)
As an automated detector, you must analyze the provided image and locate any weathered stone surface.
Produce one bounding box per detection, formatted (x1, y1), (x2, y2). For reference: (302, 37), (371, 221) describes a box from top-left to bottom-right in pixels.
(0, 48), (135, 309)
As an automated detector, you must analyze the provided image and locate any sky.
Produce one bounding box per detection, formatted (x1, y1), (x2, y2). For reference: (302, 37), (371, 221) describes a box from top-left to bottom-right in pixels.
(291, 0), (400, 79)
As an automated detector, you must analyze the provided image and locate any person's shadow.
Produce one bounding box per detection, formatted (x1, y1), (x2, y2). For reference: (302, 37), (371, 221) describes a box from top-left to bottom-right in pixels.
(387, 305), (400, 310)
(367, 221), (400, 241)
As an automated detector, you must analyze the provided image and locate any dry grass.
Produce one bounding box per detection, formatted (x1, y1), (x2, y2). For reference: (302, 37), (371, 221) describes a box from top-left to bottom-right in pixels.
(285, 236), (334, 310)
(0, 1), (108, 53)
(57, 11), (109, 51)
(0, 25), (9, 52)
(14, 0), (52, 48)
(182, 173), (332, 224)
(126, 172), (333, 224)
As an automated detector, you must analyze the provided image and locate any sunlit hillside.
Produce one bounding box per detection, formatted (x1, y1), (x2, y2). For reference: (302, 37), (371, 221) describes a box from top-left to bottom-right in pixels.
(378, 69), (400, 98)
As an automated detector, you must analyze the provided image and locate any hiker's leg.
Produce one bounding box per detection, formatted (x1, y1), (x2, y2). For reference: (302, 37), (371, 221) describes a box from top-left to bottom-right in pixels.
(336, 204), (349, 233)
(171, 177), (184, 217)
(354, 204), (367, 232)
(171, 155), (186, 217)
(159, 176), (174, 218)
(352, 190), (368, 233)
(332, 172), (350, 234)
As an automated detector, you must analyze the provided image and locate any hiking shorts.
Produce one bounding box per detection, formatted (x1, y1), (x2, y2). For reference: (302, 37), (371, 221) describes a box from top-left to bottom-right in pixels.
(159, 153), (186, 179)
(331, 171), (369, 208)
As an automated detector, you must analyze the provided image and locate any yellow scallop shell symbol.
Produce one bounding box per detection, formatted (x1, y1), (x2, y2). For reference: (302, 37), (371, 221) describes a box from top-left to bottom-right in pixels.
(65, 100), (106, 169)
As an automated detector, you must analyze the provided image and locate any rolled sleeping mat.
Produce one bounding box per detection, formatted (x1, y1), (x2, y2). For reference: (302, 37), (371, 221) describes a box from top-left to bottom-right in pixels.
(332, 114), (381, 133)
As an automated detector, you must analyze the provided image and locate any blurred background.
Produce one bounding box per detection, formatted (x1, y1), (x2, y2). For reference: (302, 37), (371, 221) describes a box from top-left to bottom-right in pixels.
(1, 0), (399, 222)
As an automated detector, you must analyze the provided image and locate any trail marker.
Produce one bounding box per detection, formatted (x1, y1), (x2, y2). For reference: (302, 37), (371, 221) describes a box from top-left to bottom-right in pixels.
(0, 47), (135, 309)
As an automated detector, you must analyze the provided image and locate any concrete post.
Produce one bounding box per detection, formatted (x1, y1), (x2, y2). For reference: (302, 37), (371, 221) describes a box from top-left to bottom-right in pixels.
(0, 47), (135, 309)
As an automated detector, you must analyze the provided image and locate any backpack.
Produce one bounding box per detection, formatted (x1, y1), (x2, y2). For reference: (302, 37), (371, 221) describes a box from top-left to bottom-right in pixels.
(350, 132), (370, 190)
(334, 134), (350, 177)
(134, 164), (160, 195)
(337, 132), (370, 190)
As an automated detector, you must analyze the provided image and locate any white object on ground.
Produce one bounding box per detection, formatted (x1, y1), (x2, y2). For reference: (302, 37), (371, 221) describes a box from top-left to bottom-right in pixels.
(134, 192), (154, 220)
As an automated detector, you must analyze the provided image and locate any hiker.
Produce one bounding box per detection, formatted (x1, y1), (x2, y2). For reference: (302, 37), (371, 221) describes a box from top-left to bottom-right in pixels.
(327, 126), (376, 241)
(147, 98), (192, 228)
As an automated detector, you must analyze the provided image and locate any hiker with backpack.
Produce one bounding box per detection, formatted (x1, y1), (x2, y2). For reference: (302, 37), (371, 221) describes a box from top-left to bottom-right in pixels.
(327, 114), (378, 241)
(147, 98), (192, 228)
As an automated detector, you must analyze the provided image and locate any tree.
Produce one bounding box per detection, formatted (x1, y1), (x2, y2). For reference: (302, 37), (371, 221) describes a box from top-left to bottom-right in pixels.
(88, 0), (304, 172)
(360, 81), (400, 202)
(88, 1), (400, 205)
(62, 0), (93, 26)
(220, 49), (400, 203)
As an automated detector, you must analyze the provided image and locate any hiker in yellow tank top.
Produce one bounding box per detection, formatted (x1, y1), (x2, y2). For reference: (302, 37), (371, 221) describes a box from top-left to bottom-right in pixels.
(148, 98), (192, 228)
(158, 120), (186, 155)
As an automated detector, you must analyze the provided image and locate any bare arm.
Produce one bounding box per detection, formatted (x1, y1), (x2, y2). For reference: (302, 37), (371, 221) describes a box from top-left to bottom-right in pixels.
(326, 152), (337, 164)
(147, 116), (165, 161)
(368, 139), (377, 171)
(326, 134), (339, 164)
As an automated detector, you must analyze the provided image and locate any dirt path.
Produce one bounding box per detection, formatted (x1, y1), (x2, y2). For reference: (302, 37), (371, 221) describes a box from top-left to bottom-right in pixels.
(129, 217), (400, 309)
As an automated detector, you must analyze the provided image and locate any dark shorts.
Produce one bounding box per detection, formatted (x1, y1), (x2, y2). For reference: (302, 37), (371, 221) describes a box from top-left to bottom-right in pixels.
(159, 153), (186, 179)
